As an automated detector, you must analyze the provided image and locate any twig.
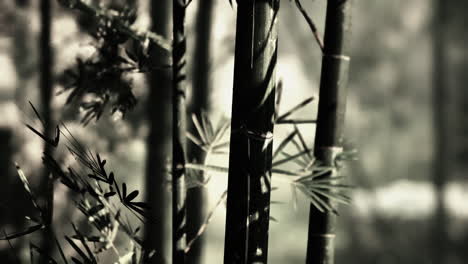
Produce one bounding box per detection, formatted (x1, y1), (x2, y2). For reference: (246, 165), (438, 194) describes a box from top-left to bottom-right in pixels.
(276, 96), (314, 122)
(293, 0), (324, 51)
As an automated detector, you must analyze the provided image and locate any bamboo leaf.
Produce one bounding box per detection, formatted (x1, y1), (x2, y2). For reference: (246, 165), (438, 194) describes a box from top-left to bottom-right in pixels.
(280, 150), (308, 167)
(87, 204), (105, 216)
(192, 114), (207, 144)
(65, 236), (91, 263)
(71, 257), (83, 264)
(122, 183), (127, 200)
(15, 164), (44, 217)
(55, 235), (69, 264)
(125, 190), (139, 202)
(276, 119), (316, 124)
(213, 120), (230, 144)
(30, 243), (58, 264)
(201, 111), (214, 142)
(275, 79), (283, 119)
(212, 141), (230, 150)
(276, 97), (314, 122)
(128, 201), (151, 209)
(272, 130), (297, 160)
(0, 224), (44, 240)
(28, 101), (45, 126)
(273, 149), (309, 167)
(298, 185), (325, 213)
(186, 131), (205, 149)
(104, 191), (116, 198)
(309, 188), (351, 205)
(71, 224), (96, 263)
(293, 124), (312, 159)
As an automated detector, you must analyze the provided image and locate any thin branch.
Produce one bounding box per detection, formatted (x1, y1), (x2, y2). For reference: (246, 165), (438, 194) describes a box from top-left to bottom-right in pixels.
(293, 0), (324, 52)
(276, 96), (314, 122)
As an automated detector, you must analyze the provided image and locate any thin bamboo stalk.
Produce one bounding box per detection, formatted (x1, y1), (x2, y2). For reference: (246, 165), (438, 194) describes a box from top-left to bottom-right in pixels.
(172, 0), (188, 262)
(305, 1), (352, 263)
(432, 0), (449, 262)
(223, 0), (279, 263)
(39, 0), (56, 260)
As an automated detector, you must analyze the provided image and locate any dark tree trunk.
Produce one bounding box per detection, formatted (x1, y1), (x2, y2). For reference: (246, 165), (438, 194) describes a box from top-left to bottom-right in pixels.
(223, 0), (279, 263)
(186, 0), (215, 263)
(39, 0), (56, 260)
(0, 129), (17, 262)
(431, 0), (449, 263)
(172, 0), (188, 262)
(305, 1), (352, 264)
(143, 0), (172, 263)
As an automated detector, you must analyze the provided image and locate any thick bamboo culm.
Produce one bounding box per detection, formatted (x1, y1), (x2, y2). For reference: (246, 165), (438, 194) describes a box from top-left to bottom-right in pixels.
(223, 0), (279, 263)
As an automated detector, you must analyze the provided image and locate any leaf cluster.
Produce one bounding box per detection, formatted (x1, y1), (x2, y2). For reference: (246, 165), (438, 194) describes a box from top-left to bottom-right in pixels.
(1, 104), (153, 263)
(57, 1), (167, 125)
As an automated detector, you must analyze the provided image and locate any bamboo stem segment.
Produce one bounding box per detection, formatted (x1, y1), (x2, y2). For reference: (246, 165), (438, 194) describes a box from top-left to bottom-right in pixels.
(306, 1), (352, 264)
(224, 0), (279, 263)
(172, 0), (188, 262)
(431, 0), (449, 262)
(39, 0), (57, 259)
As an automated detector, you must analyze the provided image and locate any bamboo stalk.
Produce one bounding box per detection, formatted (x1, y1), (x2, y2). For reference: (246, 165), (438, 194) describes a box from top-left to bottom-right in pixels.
(186, 0), (216, 263)
(39, 0), (57, 260)
(305, 1), (352, 263)
(223, 0), (279, 263)
(172, 0), (188, 262)
(432, 0), (449, 262)
(144, 0), (172, 263)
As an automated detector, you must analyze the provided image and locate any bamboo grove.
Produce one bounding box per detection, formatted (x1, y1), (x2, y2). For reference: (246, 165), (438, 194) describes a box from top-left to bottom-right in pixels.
(0, 0), (354, 263)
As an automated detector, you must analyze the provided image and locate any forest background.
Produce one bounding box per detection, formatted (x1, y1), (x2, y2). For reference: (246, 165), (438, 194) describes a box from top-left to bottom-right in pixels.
(0, 0), (467, 263)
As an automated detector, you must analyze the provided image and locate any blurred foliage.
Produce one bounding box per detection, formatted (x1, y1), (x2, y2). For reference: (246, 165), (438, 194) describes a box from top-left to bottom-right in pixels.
(58, 2), (139, 125)
(2, 112), (153, 263)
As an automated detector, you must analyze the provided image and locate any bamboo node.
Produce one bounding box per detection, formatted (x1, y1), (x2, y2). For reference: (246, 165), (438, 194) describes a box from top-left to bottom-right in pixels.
(319, 146), (343, 164)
